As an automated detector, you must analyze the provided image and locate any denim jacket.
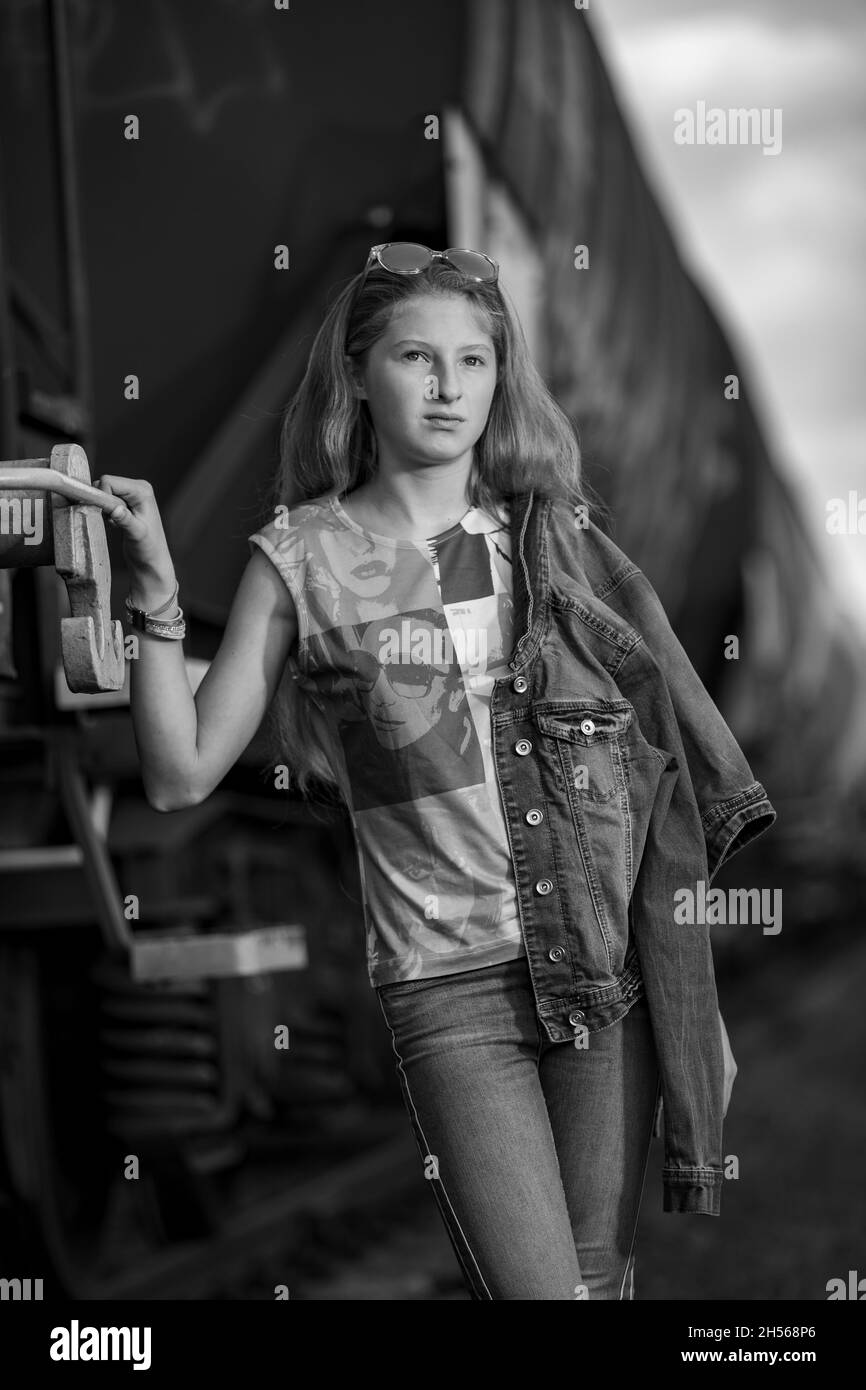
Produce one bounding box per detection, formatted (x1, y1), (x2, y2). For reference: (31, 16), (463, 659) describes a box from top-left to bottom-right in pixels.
(493, 490), (777, 1216)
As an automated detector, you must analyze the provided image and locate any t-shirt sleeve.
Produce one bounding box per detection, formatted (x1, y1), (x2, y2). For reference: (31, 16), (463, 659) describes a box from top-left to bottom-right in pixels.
(246, 517), (309, 644)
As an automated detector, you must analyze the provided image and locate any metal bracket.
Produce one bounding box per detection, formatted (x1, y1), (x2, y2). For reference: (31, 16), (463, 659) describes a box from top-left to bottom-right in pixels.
(0, 442), (125, 692)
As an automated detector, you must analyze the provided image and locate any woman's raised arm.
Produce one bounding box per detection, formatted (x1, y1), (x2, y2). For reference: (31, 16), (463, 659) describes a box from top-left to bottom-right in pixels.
(96, 474), (296, 812)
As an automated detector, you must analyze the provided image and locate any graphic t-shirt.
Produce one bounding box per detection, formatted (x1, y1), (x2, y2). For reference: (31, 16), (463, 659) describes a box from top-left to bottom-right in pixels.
(248, 491), (525, 986)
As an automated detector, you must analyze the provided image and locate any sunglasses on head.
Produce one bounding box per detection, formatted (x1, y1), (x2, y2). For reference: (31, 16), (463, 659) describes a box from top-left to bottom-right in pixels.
(359, 241), (499, 286)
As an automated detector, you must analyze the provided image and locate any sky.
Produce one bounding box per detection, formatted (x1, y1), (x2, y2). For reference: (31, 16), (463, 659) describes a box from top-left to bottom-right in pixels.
(589, 0), (866, 622)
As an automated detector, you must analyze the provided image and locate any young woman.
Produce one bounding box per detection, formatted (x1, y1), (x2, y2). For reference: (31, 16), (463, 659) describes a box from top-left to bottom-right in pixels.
(98, 243), (739, 1301)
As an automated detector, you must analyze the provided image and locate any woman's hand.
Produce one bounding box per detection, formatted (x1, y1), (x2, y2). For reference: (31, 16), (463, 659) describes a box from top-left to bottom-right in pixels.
(719, 1008), (737, 1117)
(95, 474), (177, 609)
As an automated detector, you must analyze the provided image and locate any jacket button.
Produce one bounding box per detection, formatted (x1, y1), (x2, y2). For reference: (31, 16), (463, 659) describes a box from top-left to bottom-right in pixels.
(514, 739), (533, 756)
(580, 718), (596, 736)
(548, 946), (565, 962)
(525, 808), (544, 826)
(535, 878), (554, 895)
(568, 1010), (586, 1025)
(512, 675), (528, 693)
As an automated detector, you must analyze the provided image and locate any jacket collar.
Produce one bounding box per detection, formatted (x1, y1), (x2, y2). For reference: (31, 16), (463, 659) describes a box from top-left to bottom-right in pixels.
(507, 489), (551, 672)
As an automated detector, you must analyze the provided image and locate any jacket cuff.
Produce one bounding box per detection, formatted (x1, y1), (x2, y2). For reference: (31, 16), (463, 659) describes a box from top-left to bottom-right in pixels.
(703, 781), (776, 884)
(662, 1166), (723, 1216)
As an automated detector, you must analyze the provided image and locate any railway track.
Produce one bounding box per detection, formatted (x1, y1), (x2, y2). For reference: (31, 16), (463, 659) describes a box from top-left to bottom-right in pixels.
(97, 1121), (468, 1301)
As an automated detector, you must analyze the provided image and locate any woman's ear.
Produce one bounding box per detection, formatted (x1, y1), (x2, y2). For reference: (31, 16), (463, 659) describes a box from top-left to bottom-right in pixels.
(345, 356), (368, 400)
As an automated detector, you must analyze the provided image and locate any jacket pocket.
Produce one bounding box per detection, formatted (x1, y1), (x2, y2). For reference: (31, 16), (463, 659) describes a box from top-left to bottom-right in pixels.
(532, 698), (637, 978)
(534, 701), (634, 803)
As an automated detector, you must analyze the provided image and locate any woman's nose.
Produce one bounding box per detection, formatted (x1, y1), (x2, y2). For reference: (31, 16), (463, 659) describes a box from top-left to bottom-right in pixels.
(434, 364), (461, 401)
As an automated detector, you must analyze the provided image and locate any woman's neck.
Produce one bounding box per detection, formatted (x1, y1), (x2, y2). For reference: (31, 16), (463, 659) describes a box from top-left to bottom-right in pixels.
(345, 468), (476, 539)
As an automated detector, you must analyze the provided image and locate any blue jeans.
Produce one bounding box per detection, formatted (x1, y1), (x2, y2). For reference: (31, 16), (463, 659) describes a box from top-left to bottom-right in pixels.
(377, 954), (660, 1300)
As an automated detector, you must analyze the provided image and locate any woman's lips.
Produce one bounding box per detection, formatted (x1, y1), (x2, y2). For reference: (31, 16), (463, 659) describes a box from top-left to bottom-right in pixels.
(351, 559), (388, 579)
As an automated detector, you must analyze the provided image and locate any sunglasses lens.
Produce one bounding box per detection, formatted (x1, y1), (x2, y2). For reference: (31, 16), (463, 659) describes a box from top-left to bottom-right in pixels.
(444, 249), (498, 282)
(376, 242), (432, 274)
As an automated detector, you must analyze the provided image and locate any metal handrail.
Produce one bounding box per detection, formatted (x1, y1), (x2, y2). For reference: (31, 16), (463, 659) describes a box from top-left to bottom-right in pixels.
(0, 467), (119, 514)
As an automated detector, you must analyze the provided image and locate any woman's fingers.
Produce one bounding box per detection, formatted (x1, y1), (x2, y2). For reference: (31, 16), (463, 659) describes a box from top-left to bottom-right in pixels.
(108, 505), (149, 540)
(724, 1053), (736, 1113)
(95, 475), (152, 535)
(92, 473), (174, 585)
(718, 1008), (737, 1117)
(95, 474), (153, 507)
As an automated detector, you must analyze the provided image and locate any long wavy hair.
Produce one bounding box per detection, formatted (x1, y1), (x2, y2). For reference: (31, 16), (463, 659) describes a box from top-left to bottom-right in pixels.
(259, 258), (605, 802)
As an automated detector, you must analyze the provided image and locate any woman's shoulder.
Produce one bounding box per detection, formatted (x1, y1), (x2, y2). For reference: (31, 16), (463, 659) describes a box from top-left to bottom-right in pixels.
(544, 495), (639, 594)
(247, 490), (339, 554)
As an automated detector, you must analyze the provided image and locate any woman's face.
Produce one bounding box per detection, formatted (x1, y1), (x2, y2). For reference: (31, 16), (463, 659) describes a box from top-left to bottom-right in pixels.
(350, 294), (498, 473)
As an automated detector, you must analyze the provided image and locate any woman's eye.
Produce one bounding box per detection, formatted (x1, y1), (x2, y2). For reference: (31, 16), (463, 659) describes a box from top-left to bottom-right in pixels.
(402, 350), (429, 362)
(463, 356), (487, 367)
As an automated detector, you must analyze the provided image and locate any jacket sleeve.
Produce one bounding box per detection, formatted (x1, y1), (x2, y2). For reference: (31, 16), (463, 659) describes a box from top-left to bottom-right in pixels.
(601, 564), (777, 883)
